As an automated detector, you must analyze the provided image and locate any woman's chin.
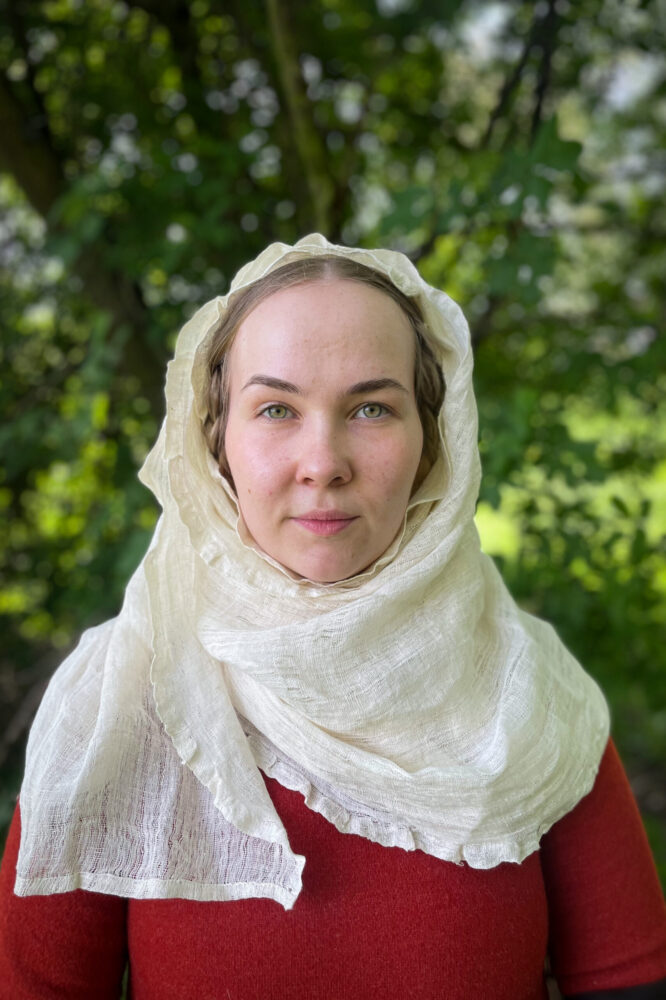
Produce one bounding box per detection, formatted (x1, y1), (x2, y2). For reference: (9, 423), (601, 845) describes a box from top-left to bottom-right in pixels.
(285, 556), (362, 585)
(260, 540), (364, 584)
(277, 545), (388, 585)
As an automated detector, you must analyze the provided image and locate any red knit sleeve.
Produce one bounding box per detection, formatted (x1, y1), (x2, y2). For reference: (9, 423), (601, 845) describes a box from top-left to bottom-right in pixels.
(541, 739), (666, 997)
(0, 803), (127, 1000)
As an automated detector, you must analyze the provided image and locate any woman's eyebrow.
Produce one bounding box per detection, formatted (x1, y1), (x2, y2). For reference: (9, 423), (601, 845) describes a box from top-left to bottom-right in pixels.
(241, 375), (409, 396)
(242, 375), (301, 393)
(347, 378), (408, 396)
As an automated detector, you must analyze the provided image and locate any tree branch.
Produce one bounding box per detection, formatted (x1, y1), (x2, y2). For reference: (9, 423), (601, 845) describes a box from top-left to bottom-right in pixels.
(0, 72), (64, 216)
(124, 0), (218, 133)
(6, 0), (62, 167)
(264, 0), (334, 235)
(481, 13), (537, 149)
(126, 0), (201, 83)
(470, 294), (503, 349)
(530, 0), (559, 143)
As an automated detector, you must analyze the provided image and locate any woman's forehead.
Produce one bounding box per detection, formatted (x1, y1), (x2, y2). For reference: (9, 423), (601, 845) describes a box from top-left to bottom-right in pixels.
(229, 278), (416, 379)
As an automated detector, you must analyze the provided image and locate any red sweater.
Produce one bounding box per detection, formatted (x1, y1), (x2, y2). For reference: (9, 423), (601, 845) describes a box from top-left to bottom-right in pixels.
(1, 740), (666, 1000)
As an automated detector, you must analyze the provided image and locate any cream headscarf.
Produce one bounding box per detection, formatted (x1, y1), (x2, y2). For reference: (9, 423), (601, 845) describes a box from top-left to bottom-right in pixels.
(16, 234), (609, 908)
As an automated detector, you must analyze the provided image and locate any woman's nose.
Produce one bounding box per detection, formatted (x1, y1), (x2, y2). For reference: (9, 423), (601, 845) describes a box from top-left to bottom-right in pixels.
(295, 421), (352, 487)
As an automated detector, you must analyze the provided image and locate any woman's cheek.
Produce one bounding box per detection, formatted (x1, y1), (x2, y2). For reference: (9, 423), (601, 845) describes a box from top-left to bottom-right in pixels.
(246, 439), (293, 492)
(378, 433), (421, 489)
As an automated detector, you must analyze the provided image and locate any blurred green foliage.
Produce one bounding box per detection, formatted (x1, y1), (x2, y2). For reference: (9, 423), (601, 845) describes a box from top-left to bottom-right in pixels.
(1, 0), (664, 877)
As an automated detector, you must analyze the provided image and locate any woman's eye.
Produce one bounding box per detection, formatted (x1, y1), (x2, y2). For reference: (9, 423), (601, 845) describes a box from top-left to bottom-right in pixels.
(261, 404), (291, 420)
(356, 402), (388, 419)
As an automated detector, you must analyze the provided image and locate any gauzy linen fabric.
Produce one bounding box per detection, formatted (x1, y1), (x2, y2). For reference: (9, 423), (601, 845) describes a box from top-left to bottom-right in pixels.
(16, 233), (610, 909)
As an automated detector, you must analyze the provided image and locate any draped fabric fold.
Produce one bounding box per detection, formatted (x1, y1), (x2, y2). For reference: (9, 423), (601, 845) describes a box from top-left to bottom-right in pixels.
(16, 234), (609, 908)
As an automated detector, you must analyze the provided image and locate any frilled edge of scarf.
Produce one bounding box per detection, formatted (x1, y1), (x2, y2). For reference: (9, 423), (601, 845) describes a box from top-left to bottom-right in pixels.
(242, 707), (611, 871)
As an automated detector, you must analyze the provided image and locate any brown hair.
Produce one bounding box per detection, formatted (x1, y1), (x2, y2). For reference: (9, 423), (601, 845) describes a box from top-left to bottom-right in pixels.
(204, 256), (445, 480)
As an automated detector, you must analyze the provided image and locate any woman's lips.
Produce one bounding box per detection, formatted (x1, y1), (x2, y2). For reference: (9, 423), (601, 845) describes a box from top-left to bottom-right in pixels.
(292, 511), (358, 536)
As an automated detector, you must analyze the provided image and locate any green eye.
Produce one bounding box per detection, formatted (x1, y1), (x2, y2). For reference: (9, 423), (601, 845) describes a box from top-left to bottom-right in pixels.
(263, 404), (290, 420)
(357, 403), (387, 419)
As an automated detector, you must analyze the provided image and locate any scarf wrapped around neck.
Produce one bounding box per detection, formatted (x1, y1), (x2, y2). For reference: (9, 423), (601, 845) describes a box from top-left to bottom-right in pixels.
(16, 234), (609, 908)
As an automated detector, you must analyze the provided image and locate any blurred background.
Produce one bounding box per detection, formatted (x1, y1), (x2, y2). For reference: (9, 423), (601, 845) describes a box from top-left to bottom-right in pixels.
(1, 0), (664, 882)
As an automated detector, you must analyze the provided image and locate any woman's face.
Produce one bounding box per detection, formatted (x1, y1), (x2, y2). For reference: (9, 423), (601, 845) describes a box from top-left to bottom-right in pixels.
(224, 278), (424, 583)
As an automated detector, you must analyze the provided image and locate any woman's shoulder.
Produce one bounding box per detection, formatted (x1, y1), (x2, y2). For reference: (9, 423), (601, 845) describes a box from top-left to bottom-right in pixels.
(0, 801), (128, 998)
(541, 739), (666, 995)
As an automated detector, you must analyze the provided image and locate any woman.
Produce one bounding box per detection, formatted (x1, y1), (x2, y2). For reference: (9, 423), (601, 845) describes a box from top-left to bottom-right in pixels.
(1, 233), (665, 999)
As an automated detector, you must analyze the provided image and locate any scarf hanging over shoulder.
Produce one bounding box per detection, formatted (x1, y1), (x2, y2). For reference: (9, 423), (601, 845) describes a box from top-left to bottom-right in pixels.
(16, 234), (609, 908)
